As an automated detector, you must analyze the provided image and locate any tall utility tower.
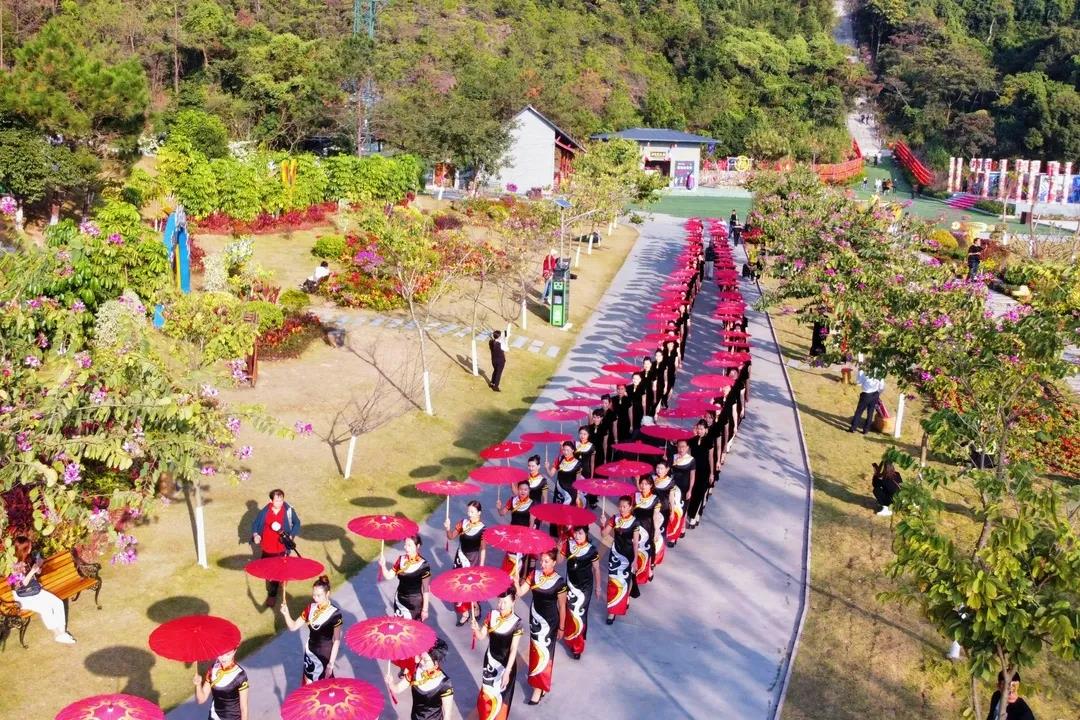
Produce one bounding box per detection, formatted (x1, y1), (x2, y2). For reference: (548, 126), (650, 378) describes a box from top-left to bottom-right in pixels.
(353, 0), (380, 155)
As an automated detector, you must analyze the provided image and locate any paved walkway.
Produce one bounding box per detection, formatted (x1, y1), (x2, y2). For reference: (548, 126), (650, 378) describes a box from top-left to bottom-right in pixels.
(833, 0), (886, 158)
(168, 215), (813, 719)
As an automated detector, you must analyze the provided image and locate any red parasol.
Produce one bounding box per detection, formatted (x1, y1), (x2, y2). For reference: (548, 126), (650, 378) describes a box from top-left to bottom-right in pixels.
(642, 332), (678, 343)
(346, 616), (437, 661)
(536, 408), (587, 423)
(281, 678), (384, 720)
(520, 431), (571, 444)
(658, 405), (709, 420)
(722, 330), (751, 340)
(590, 375), (630, 387)
(713, 350), (752, 363)
(601, 362), (641, 374)
(705, 357), (744, 369)
(566, 385), (609, 396)
(691, 374), (737, 390)
(148, 615), (240, 663)
(347, 514), (419, 541)
(416, 480), (482, 531)
(244, 556), (325, 583)
(483, 524), (555, 555)
(430, 566), (513, 604)
(56, 694), (164, 720)
(624, 340), (660, 353)
(479, 440), (534, 460)
(469, 465), (529, 485)
(641, 425), (694, 442)
(616, 349), (644, 359)
(611, 441), (664, 456)
(576, 478), (637, 498)
(719, 291), (744, 302)
(595, 460), (653, 478)
(554, 397), (598, 408)
(679, 390), (724, 404)
(647, 311), (679, 321)
(529, 503), (595, 527)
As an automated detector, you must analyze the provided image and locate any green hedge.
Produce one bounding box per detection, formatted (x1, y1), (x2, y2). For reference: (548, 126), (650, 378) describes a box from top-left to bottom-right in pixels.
(154, 145), (422, 219)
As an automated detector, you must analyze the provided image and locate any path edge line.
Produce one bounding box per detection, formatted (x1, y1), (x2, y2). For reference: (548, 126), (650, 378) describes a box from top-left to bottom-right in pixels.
(757, 278), (815, 720)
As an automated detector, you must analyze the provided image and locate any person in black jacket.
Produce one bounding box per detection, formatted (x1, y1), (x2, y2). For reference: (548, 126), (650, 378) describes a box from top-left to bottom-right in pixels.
(489, 330), (507, 392)
(986, 671), (1036, 720)
(871, 462), (902, 517)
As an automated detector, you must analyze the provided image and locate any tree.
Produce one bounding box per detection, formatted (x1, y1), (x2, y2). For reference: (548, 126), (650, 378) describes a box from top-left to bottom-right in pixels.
(0, 130), (71, 210)
(0, 19), (148, 152)
(167, 109), (230, 159)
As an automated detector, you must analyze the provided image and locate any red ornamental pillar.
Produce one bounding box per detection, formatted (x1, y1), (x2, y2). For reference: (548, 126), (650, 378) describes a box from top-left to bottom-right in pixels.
(981, 159), (991, 197)
(1047, 161), (1059, 203)
(1027, 160), (1041, 204)
(1064, 162), (1074, 205)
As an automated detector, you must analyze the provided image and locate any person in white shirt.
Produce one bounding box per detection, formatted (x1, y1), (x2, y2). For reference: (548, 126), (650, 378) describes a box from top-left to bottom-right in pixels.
(849, 369), (885, 434)
(309, 261), (330, 283)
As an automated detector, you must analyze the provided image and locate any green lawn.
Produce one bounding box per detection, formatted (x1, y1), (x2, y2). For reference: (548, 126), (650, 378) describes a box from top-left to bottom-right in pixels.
(635, 192), (754, 220)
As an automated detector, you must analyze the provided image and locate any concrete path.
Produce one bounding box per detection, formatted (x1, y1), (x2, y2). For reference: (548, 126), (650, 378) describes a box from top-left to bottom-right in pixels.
(833, 0), (886, 158)
(168, 215), (813, 719)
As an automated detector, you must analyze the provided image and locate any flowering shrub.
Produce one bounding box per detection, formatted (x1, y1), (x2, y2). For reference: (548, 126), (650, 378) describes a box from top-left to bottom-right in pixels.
(260, 313), (325, 359)
(0, 196), (17, 215)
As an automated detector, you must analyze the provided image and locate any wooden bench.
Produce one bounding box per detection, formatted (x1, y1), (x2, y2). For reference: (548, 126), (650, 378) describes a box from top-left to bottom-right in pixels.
(0, 549), (102, 649)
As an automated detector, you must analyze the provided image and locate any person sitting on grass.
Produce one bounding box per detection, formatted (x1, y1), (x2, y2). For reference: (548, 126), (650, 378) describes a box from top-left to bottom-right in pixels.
(301, 261), (330, 292)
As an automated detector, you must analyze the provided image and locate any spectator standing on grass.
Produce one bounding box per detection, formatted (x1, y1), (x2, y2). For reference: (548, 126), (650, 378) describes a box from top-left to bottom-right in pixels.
(967, 238), (984, 280)
(849, 368), (885, 434)
(252, 489), (302, 606)
(986, 671), (1036, 720)
(489, 329), (508, 392)
(542, 249), (559, 305)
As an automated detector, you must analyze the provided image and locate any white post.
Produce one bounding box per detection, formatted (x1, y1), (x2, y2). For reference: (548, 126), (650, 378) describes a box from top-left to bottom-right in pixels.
(893, 393), (905, 439)
(344, 435), (358, 479)
(587, 232), (594, 255)
(437, 186), (444, 201)
(422, 370), (433, 415)
(470, 336), (479, 376)
(194, 500), (208, 569)
(574, 243), (582, 268)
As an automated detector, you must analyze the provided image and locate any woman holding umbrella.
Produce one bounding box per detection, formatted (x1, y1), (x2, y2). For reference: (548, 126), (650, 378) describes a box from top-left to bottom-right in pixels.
(628, 372), (647, 433)
(633, 476), (663, 584)
(445, 501), (486, 626)
(472, 589), (524, 720)
(687, 421), (715, 527)
(653, 348), (671, 408)
(613, 383), (633, 445)
(640, 357), (658, 418)
(560, 525), (601, 659)
(651, 459), (684, 555)
(193, 647), (249, 720)
(280, 575), (343, 684)
(526, 455), (548, 524)
(601, 495), (645, 624)
(497, 480), (533, 581)
(515, 549), (567, 705)
(574, 427), (596, 480)
(670, 439), (697, 538)
(378, 536), (432, 622)
(549, 441), (583, 510)
(385, 637), (456, 720)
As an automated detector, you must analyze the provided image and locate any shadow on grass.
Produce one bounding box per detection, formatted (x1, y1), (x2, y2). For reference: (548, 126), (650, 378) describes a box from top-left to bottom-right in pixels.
(84, 646), (159, 702)
(216, 554), (251, 571)
(408, 465), (442, 479)
(146, 596), (211, 623)
(298, 523), (345, 542)
(349, 495), (396, 508)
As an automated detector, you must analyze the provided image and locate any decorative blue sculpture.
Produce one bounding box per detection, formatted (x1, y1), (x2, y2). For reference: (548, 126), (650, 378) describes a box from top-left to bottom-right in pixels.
(161, 206), (191, 293)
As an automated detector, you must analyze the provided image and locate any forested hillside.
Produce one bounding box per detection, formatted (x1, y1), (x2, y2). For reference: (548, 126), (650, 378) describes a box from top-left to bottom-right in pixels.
(0, 0), (857, 165)
(856, 0), (1080, 164)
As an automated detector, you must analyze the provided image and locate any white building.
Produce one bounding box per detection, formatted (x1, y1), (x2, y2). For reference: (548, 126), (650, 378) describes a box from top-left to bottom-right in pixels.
(491, 106), (583, 193)
(591, 128), (719, 190)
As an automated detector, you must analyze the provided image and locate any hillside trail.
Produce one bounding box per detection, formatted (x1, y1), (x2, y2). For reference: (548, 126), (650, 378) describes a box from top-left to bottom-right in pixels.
(833, 0), (886, 159)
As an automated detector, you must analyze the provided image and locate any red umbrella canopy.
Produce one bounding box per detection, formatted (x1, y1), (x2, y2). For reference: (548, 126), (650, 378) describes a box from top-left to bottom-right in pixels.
(554, 397), (599, 409)
(56, 694), (164, 720)
(704, 357), (744, 369)
(430, 566), (513, 603)
(642, 332), (678, 343)
(713, 350), (752, 363)
(624, 340), (660, 353)
(281, 678), (384, 720)
(484, 525), (556, 554)
(658, 405), (710, 420)
(611, 441), (664, 456)
(529, 503), (595, 527)
(566, 385), (609, 396)
(647, 311), (679, 321)
(691, 374), (737, 390)
(415, 480), (482, 497)
(576, 478), (637, 498)
(616, 349), (645, 359)
(520, 431), (572, 444)
(469, 465), (529, 486)
(244, 556), (325, 583)
(345, 616), (436, 661)
(148, 615), (240, 663)
(479, 440), (534, 460)
(601, 362), (641, 374)
(590, 375), (630, 386)
(722, 330), (751, 340)
(719, 291), (744, 302)
(641, 425), (694, 442)
(594, 460), (653, 478)
(347, 514), (420, 541)
(679, 390), (724, 404)
(536, 408), (588, 423)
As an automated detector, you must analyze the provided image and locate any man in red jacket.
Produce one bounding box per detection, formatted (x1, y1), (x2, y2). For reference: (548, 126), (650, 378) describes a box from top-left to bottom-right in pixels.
(251, 489), (301, 606)
(541, 249), (559, 305)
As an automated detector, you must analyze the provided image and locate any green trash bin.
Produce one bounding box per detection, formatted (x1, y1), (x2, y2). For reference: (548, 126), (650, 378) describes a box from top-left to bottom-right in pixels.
(549, 262), (570, 327)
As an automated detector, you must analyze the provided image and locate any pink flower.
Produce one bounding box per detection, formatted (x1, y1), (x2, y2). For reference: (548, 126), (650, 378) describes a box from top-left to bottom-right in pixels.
(107, 233), (124, 245)
(238, 471), (251, 482)
(78, 220), (101, 237)
(294, 421), (314, 436)
(226, 416), (241, 433)
(200, 384), (219, 399)
(16, 432), (32, 452)
(90, 387), (108, 404)
(74, 352), (92, 369)
(200, 465), (217, 476)
(63, 462), (81, 485)
(236, 445), (253, 460)
(23, 355), (40, 368)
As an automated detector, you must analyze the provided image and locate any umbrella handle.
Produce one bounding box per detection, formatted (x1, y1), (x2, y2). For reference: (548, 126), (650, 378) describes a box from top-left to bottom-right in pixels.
(377, 540), (385, 582)
(471, 601), (478, 650)
(384, 660), (399, 705)
(602, 496), (607, 517)
(445, 497), (451, 554)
